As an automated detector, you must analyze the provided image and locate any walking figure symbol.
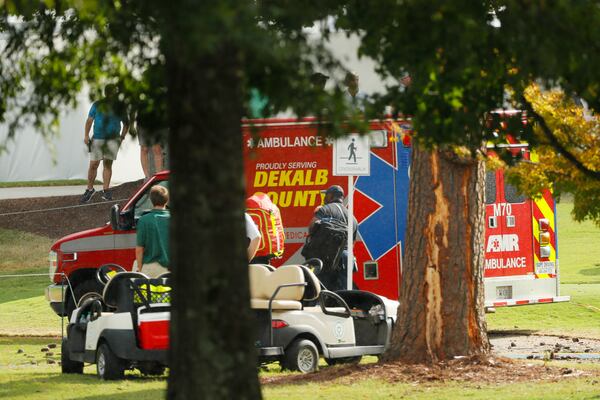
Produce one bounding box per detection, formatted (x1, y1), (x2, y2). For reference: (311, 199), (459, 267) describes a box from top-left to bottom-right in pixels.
(347, 139), (357, 163)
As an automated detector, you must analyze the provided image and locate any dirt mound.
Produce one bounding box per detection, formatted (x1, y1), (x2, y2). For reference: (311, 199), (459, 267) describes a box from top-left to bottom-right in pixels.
(490, 332), (600, 360)
(0, 180), (142, 239)
(262, 355), (595, 386)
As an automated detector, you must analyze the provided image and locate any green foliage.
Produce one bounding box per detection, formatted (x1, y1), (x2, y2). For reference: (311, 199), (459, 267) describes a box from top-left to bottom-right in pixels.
(507, 86), (600, 225)
(4, 1), (600, 159)
(1, 1), (371, 146)
(337, 0), (600, 160)
(3, 1), (600, 395)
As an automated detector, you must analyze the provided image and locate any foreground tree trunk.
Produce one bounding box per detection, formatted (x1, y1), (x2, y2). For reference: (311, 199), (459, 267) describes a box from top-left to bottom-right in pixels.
(384, 145), (490, 363)
(163, 13), (262, 400)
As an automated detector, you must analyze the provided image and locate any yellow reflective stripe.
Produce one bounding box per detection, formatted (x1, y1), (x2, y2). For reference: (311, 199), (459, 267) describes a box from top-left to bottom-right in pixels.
(138, 284), (171, 293)
(269, 213), (281, 256)
(548, 247), (556, 261)
(537, 273), (550, 279)
(534, 197), (555, 232)
(247, 207), (285, 257)
(532, 217), (556, 262)
(533, 195), (556, 262)
(532, 215), (540, 248)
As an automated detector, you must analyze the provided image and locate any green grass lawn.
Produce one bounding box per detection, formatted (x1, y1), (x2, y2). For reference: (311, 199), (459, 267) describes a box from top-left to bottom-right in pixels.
(0, 202), (598, 398)
(0, 266), (64, 336)
(555, 202), (600, 285)
(0, 337), (166, 400)
(487, 284), (600, 337)
(0, 229), (53, 273)
(0, 337), (598, 400)
(1, 201), (597, 338)
(0, 230), (60, 335)
(0, 272), (63, 335)
(486, 201), (600, 337)
(263, 378), (600, 400)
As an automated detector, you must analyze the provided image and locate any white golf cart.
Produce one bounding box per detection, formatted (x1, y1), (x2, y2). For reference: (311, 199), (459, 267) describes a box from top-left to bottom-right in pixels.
(61, 265), (170, 379)
(250, 260), (398, 373)
(61, 261), (398, 378)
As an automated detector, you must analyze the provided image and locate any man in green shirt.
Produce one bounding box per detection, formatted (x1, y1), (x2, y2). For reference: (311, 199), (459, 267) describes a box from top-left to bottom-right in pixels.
(136, 185), (170, 277)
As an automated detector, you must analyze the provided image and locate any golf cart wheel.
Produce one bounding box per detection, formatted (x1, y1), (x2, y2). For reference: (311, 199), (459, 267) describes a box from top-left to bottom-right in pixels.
(325, 356), (362, 366)
(283, 339), (319, 373)
(97, 343), (125, 380)
(61, 338), (83, 374)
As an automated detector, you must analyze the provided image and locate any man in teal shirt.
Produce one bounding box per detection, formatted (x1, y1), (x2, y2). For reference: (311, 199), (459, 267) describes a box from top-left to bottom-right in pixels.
(80, 84), (129, 203)
(136, 185), (170, 277)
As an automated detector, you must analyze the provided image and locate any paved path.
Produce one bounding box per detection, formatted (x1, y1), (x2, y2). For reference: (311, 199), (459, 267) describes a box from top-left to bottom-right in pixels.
(0, 185), (104, 200)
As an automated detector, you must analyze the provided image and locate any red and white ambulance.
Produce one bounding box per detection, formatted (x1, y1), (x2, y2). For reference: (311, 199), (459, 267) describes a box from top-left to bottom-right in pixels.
(483, 163), (566, 307)
(483, 111), (567, 307)
(241, 116), (569, 307)
(45, 117), (568, 316)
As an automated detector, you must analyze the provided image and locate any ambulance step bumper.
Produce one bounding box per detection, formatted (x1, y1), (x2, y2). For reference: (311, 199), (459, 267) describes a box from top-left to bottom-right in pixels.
(488, 295), (570, 308)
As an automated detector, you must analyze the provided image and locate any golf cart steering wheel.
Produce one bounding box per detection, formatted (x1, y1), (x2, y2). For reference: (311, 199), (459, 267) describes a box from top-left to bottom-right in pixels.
(303, 258), (323, 275)
(96, 263), (126, 285)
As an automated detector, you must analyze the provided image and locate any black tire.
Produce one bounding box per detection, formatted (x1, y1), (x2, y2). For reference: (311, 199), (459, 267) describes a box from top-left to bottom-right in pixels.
(325, 356), (362, 366)
(138, 363), (165, 376)
(96, 343), (125, 380)
(283, 339), (319, 373)
(61, 338), (84, 374)
(66, 279), (104, 318)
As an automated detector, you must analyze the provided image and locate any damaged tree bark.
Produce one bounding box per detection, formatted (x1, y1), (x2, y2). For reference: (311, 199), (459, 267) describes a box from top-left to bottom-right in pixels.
(384, 145), (490, 364)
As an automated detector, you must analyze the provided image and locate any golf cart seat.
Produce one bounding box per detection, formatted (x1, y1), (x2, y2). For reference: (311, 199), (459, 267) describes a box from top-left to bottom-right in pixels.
(298, 265), (321, 302)
(249, 263), (275, 271)
(249, 264), (305, 310)
(102, 272), (150, 310)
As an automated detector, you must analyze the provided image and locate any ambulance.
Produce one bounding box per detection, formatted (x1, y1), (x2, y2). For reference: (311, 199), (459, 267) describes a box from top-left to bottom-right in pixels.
(242, 116), (570, 308)
(45, 116), (568, 317)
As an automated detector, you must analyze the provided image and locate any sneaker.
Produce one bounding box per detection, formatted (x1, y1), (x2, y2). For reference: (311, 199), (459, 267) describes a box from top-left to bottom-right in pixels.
(100, 190), (113, 201)
(80, 188), (95, 204)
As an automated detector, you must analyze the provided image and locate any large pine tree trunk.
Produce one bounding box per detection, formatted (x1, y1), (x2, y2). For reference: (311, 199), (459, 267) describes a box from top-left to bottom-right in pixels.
(164, 36), (262, 400)
(384, 145), (490, 364)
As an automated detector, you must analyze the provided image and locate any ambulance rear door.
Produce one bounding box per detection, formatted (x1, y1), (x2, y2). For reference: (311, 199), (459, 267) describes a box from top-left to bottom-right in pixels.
(483, 170), (568, 306)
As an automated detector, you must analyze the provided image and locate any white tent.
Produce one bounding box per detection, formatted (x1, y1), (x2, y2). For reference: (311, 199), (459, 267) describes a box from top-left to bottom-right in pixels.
(0, 95), (144, 184)
(0, 30), (386, 184)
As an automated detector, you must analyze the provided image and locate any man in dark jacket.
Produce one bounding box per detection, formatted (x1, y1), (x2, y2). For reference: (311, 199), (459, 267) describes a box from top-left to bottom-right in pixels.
(307, 185), (358, 291)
